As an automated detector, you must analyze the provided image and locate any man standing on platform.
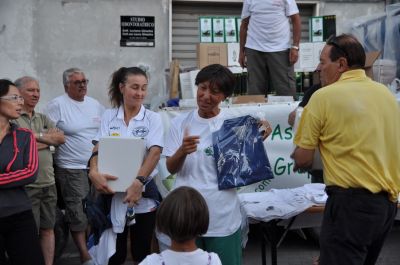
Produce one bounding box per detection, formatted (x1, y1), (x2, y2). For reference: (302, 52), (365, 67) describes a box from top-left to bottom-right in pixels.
(239, 0), (301, 97)
(45, 68), (105, 265)
(14, 76), (65, 265)
(292, 34), (400, 265)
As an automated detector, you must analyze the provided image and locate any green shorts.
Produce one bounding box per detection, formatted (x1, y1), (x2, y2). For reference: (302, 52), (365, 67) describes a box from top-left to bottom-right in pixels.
(196, 228), (242, 265)
(26, 184), (57, 230)
(54, 167), (89, 232)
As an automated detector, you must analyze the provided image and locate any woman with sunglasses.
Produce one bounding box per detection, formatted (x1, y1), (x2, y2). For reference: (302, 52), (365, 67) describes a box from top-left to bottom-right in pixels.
(0, 79), (43, 265)
(89, 67), (163, 265)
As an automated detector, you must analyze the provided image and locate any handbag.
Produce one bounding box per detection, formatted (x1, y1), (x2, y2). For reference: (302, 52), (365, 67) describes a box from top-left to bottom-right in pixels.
(212, 115), (274, 190)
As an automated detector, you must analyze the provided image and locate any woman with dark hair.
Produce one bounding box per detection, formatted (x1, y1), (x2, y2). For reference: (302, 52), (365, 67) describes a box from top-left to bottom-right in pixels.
(0, 79), (43, 265)
(89, 67), (164, 265)
(164, 64), (272, 265)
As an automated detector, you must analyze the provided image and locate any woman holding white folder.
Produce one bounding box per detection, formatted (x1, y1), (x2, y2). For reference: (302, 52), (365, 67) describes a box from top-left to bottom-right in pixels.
(89, 67), (164, 265)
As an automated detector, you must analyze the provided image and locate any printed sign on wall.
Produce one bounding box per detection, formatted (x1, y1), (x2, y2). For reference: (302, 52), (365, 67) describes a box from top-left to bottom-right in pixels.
(120, 16), (155, 47)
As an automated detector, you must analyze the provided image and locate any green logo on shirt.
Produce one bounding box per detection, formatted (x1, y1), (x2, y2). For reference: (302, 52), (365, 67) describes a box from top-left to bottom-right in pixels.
(204, 146), (214, 156)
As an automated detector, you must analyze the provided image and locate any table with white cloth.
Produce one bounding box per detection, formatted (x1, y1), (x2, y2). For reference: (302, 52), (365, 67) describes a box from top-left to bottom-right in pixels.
(239, 184), (400, 265)
(239, 183), (327, 265)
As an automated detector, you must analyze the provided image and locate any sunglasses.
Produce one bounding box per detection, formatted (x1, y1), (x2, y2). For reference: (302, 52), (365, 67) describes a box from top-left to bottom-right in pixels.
(326, 35), (349, 59)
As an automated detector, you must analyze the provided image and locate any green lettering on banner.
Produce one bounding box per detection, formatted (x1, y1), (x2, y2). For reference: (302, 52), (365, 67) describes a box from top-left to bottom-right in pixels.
(274, 157), (286, 175)
(274, 157), (295, 176)
(271, 125), (283, 140)
(271, 125), (293, 141)
(284, 127), (293, 140)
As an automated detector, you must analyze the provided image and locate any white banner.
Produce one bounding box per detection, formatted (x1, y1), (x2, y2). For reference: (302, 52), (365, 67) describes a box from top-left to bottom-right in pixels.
(156, 103), (313, 195)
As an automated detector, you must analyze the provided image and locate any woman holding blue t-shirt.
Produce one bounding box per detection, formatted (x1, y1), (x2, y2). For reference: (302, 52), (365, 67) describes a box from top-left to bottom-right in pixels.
(164, 64), (272, 265)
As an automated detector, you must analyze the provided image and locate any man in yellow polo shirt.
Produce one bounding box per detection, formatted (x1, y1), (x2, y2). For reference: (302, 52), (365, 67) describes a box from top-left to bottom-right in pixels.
(292, 34), (400, 265)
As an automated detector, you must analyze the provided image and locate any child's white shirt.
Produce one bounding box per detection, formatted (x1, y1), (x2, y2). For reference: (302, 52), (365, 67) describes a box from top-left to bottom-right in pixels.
(139, 249), (222, 265)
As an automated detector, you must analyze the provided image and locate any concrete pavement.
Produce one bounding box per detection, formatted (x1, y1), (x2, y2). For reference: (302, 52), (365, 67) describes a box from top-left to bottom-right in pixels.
(55, 222), (400, 265)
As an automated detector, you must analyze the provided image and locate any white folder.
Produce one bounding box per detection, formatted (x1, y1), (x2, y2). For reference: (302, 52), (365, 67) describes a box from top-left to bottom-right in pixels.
(98, 137), (146, 192)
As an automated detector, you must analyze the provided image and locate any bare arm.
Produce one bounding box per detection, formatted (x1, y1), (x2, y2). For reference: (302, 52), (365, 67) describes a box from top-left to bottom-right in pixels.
(289, 13), (301, 65)
(35, 128), (65, 146)
(239, 17), (250, 68)
(166, 129), (200, 174)
(288, 108), (298, 127)
(124, 146), (162, 205)
(291, 146), (314, 171)
(37, 142), (49, 150)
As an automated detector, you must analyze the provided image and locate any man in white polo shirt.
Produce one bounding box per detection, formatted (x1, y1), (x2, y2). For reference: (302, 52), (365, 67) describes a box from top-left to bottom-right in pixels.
(239, 0), (301, 97)
(45, 68), (105, 265)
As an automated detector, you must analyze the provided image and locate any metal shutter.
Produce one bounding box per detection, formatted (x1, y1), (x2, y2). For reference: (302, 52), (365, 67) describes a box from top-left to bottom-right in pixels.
(172, 2), (315, 67)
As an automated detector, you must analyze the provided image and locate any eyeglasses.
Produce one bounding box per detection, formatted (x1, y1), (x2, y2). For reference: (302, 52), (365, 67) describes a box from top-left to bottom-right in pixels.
(326, 35), (348, 60)
(0, 95), (24, 103)
(70, 79), (89, 86)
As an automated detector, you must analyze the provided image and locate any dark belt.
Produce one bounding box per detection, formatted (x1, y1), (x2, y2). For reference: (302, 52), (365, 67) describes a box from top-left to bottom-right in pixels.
(325, 185), (389, 197)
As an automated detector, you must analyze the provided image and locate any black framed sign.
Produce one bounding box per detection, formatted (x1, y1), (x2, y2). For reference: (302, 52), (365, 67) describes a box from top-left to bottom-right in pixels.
(120, 16), (155, 47)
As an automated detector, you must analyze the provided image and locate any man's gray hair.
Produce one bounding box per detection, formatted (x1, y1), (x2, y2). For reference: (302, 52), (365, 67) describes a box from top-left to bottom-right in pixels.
(63, 67), (84, 86)
(14, 76), (39, 89)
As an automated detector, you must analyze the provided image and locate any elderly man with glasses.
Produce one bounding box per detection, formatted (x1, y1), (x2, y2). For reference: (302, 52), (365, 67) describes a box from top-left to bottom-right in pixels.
(292, 34), (400, 265)
(45, 68), (105, 265)
(14, 76), (65, 265)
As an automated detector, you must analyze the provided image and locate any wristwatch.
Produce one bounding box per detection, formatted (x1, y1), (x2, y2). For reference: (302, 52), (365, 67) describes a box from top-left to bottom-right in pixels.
(136, 176), (148, 185)
(39, 132), (44, 139)
(291, 45), (299, 51)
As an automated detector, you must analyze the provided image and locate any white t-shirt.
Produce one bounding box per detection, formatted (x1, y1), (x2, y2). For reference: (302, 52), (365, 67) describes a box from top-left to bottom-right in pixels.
(45, 94), (105, 169)
(241, 0), (299, 52)
(94, 105), (164, 213)
(139, 249), (222, 265)
(163, 109), (241, 237)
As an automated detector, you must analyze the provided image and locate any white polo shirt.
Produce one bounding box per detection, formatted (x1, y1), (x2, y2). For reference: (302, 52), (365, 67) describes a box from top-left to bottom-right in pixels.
(95, 105), (164, 213)
(241, 0), (299, 52)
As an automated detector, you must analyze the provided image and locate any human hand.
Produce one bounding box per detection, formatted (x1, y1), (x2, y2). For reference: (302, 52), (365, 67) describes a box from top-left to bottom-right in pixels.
(288, 109), (296, 127)
(123, 179), (143, 207)
(258, 120), (273, 140)
(239, 50), (247, 68)
(47, 128), (61, 134)
(88, 170), (117, 194)
(180, 127), (200, 155)
(289, 48), (299, 65)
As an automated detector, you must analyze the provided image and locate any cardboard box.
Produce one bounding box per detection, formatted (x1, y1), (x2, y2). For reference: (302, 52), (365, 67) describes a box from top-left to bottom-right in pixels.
(232, 95), (265, 104)
(364, 51), (381, 79)
(373, 59), (397, 85)
(309, 15), (336, 42)
(199, 17), (212, 43)
(197, 43), (228, 69)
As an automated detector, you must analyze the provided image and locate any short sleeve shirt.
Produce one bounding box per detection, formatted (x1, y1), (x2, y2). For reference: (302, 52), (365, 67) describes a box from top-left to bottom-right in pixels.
(94, 105), (164, 213)
(15, 111), (56, 188)
(241, 0), (299, 52)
